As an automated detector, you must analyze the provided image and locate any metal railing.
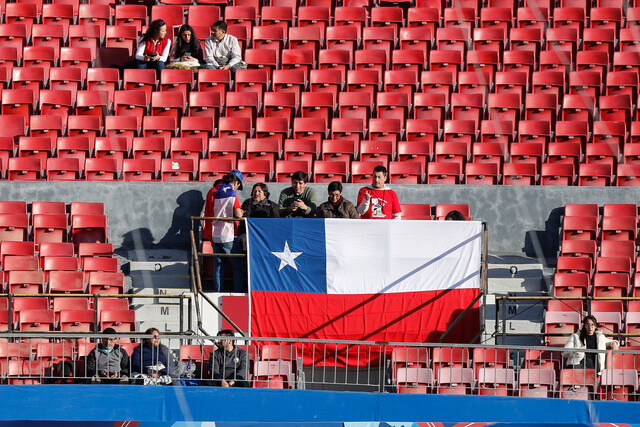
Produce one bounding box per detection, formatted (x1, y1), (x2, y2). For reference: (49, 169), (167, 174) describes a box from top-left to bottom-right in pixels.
(0, 333), (639, 401)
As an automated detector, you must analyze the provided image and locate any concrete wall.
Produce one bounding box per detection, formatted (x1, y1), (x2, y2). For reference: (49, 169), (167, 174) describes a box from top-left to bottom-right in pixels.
(3, 181), (638, 261)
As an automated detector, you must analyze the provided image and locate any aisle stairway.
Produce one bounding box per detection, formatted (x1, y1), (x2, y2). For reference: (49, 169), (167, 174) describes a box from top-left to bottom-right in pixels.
(485, 255), (551, 347)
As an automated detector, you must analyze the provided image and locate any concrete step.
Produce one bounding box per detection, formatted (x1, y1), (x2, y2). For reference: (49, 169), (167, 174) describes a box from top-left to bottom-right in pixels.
(488, 277), (547, 295)
(137, 320), (185, 333)
(129, 286), (197, 333)
(129, 260), (190, 289)
(485, 295), (545, 320)
(126, 249), (191, 290)
(130, 287), (193, 304)
(488, 263), (545, 279)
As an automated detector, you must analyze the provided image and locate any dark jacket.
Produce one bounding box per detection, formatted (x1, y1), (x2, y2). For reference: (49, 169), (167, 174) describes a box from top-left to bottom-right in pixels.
(131, 344), (173, 375)
(209, 346), (248, 381)
(87, 344), (130, 377)
(242, 198), (280, 219)
(278, 186), (318, 217)
(316, 198), (360, 218)
(238, 198), (279, 238)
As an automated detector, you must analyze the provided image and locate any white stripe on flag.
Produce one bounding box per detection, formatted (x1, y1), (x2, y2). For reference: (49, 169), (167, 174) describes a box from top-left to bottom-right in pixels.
(325, 219), (482, 294)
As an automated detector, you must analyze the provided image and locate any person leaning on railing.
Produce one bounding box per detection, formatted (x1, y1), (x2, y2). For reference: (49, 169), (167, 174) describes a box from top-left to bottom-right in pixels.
(563, 314), (619, 374)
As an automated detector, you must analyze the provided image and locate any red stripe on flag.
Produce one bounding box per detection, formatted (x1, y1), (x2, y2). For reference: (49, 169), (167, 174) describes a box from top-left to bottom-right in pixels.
(251, 288), (480, 366)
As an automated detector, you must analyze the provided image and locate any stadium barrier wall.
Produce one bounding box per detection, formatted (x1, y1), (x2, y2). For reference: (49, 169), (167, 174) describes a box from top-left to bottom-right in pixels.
(0, 385), (639, 423)
(0, 181), (637, 259)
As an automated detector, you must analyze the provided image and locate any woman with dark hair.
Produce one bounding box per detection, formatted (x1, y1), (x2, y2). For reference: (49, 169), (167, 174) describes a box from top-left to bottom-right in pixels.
(135, 19), (171, 77)
(168, 24), (204, 69)
(238, 183), (278, 251)
(317, 181), (359, 218)
(564, 314), (619, 373)
(131, 327), (174, 376)
(242, 183), (279, 219)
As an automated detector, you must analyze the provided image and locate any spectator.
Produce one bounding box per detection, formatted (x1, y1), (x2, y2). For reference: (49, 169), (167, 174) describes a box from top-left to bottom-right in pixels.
(135, 19), (171, 77)
(564, 314), (619, 374)
(278, 171), (318, 218)
(316, 181), (359, 218)
(167, 24), (204, 70)
(208, 329), (249, 387)
(86, 327), (130, 383)
(242, 183), (280, 219)
(445, 210), (466, 221)
(131, 327), (174, 376)
(238, 183), (279, 251)
(204, 21), (247, 72)
(356, 166), (402, 219)
(204, 170), (245, 292)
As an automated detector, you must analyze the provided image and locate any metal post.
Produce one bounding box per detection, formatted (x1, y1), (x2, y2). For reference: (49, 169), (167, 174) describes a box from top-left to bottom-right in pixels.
(179, 294), (184, 335)
(501, 297), (507, 345)
(494, 296), (499, 345)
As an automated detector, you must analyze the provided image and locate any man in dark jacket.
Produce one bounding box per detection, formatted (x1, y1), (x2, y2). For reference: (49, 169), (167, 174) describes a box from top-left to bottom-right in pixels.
(208, 329), (249, 387)
(87, 327), (130, 383)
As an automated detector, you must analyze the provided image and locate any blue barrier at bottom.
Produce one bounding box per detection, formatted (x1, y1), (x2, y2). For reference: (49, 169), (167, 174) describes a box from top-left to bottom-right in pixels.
(1, 386), (640, 423)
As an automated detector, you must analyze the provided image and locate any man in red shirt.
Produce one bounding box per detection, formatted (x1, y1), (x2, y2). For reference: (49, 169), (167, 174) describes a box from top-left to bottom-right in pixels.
(356, 165), (402, 219)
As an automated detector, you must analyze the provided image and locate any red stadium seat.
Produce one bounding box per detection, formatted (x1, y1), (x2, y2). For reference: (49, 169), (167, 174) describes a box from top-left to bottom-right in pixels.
(123, 159), (158, 182)
(427, 162), (462, 185)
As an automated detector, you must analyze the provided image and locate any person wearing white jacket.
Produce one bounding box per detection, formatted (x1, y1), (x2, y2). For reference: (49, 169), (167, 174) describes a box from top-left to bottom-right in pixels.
(563, 314), (619, 374)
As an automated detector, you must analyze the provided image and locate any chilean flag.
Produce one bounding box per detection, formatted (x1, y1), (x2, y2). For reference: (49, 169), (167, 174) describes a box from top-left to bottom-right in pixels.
(247, 218), (482, 365)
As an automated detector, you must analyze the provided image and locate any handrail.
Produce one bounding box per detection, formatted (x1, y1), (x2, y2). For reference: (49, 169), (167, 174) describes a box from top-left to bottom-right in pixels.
(190, 215), (246, 336)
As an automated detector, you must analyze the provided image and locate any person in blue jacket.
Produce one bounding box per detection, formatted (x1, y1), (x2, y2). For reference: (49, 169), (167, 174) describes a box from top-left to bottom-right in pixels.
(131, 327), (174, 376)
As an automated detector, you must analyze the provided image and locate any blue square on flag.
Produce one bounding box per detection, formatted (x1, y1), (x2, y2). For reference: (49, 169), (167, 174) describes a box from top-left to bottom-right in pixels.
(247, 218), (327, 293)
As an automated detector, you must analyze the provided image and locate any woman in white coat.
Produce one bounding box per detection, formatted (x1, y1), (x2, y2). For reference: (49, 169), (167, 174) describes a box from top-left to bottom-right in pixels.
(564, 314), (619, 374)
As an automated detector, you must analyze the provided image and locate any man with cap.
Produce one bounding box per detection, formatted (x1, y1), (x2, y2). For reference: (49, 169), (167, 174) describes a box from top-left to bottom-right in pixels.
(86, 327), (130, 383)
(203, 169), (245, 292)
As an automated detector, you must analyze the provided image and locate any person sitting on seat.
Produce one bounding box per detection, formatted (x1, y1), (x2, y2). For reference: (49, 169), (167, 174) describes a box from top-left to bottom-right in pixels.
(134, 19), (171, 77)
(86, 327), (130, 383)
(316, 181), (359, 218)
(445, 210), (466, 221)
(168, 24), (204, 70)
(356, 165), (402, 219)
(242, 183), (279, 219)
(131, 327), (174, 376)
(564, 314), (619, 374)
(208, 329), (249, 387)
(278, 171), (317, 218)
(204, 21), (247, 72)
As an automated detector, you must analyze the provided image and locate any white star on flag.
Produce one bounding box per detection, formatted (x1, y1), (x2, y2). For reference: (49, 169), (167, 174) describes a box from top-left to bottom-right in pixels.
(271, 241), (303, 272)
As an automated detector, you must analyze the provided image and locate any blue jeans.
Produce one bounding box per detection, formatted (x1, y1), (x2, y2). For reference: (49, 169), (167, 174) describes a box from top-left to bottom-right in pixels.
(213, 238), (245, 292)
(137, 59), (165, 78)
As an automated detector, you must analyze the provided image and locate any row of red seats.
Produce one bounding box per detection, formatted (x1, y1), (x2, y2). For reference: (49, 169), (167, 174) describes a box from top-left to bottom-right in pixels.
(547, 299), (640, 337)
(5, 143), (640, 184)
(6, 63), (640, 128)
(10, 2), (633, 43)
(396, 365), (638, 399)
(0, 296), (131, 329)
(0, 340), (138, 384)
(0, 306), (134, 333)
